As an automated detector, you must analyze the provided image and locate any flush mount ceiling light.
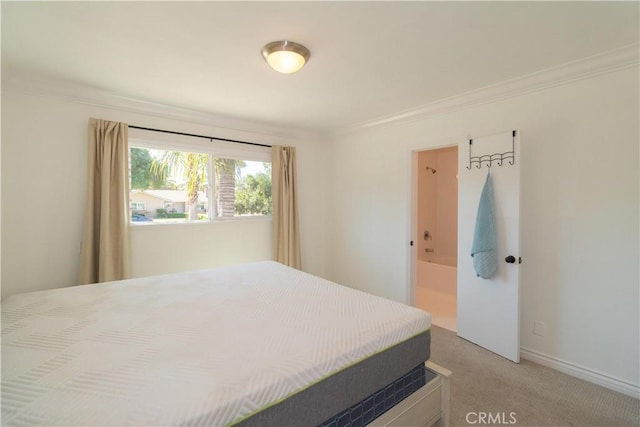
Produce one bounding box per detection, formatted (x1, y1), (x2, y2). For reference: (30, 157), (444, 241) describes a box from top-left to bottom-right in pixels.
(261, 41), (310, 74)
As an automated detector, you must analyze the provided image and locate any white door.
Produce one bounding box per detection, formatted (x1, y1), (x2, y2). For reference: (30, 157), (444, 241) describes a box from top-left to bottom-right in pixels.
(457, 131), (521, 362)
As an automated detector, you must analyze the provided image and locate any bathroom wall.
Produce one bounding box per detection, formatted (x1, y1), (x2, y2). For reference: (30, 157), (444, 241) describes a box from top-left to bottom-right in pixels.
(417, 151), (436, 261)
(417, 147), (458, 265)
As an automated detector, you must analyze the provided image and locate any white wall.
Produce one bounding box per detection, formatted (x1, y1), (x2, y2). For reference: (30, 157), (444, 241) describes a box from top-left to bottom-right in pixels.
(327, 68), (639, 392)
(1, 88), (328, 299)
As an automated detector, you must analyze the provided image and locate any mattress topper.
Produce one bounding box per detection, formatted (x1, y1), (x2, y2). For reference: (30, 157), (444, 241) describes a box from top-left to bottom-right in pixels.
(1, 261), (431, 426)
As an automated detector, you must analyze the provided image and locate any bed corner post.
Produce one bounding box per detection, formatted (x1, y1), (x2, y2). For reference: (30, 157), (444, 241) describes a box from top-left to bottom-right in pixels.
(425, 361), (452, 427)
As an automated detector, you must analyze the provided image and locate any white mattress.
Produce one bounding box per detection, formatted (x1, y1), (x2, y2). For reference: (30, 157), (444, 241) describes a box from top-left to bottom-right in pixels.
(1, 261), (431, 426)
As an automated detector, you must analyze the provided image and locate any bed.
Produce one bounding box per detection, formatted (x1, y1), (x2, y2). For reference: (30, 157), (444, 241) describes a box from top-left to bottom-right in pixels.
(1, 261), (450, 426)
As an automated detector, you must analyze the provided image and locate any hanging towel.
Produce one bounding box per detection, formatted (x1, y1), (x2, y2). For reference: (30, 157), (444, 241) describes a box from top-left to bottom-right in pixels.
(471, 172), (498, 279)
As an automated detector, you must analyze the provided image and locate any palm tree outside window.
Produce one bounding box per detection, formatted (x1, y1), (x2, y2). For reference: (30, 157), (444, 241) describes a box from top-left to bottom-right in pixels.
(128, 145), (271, 223)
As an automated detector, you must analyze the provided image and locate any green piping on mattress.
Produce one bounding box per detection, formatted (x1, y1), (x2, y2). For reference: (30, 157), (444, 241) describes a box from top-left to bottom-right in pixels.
(228, 327), (431, 427)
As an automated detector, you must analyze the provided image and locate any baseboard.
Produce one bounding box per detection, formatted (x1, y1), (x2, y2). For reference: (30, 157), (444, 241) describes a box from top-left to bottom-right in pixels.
(520, 347), (639, 399)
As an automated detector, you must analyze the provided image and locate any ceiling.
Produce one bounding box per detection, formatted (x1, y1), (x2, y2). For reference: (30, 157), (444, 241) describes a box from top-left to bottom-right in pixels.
(2, 1), (638, 134)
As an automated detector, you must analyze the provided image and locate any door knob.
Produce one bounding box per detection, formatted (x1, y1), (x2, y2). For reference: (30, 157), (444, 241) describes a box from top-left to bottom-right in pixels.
(505, 255), (516, 264)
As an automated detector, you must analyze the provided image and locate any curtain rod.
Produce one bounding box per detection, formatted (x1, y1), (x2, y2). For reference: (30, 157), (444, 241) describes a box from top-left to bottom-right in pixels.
(128, 125), (272, 148)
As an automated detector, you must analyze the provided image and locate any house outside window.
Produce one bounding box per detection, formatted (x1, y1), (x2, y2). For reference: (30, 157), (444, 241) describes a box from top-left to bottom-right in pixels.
(128, 139), (271, 224)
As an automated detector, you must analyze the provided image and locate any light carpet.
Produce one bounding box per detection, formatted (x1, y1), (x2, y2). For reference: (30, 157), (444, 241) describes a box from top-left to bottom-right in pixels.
(428, 326), (639, 427)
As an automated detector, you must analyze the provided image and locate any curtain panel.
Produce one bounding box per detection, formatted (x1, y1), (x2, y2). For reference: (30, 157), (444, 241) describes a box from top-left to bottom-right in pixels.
(78, 118), (131, 284)
(272, 145), (301, 269)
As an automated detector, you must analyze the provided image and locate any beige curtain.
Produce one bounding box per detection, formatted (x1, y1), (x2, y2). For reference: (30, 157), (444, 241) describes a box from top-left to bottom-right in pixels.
(78, 118), (131, 284)
(272, 145), (301, 269)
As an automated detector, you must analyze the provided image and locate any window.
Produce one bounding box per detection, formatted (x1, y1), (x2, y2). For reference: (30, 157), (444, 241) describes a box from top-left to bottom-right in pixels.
(129, 142), (271, 224)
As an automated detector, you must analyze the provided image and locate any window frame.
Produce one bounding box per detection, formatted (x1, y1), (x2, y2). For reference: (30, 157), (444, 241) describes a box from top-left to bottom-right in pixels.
(128, 134), (272, 226)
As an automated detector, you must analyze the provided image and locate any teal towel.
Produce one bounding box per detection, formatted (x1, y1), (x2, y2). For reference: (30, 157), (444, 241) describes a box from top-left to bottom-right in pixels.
(471, 173), (498, 279)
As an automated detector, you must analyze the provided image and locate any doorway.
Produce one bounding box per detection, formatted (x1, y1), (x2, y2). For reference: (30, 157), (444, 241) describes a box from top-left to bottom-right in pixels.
(413, 146), (458, 332)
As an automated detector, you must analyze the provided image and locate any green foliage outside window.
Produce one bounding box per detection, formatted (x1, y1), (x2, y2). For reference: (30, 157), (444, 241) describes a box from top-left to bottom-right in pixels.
(130, 148), (167, 189)
(235, 165), (272, 215)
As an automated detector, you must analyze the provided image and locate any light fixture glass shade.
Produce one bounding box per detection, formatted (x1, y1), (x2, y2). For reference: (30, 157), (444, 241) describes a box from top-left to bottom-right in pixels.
(262, 41), (310, 74)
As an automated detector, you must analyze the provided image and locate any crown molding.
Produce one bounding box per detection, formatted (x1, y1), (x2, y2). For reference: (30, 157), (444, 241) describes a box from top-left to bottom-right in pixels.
(2, 74), (322, 143)
(334, 43), (640, 137)
(4, 43), (638, 140)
